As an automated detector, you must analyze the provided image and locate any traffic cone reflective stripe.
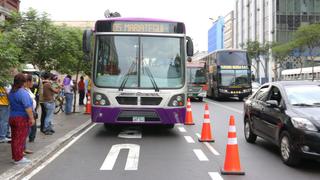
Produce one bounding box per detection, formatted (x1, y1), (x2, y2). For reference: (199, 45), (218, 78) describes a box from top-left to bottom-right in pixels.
(221, 115), (245, 175)
(84, 93), (91, 114)
(198, 103), (214, 142)
(185, 98), (195, 125)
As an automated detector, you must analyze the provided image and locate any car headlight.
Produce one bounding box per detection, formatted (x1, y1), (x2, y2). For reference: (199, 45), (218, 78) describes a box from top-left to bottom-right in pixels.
(291, 117), (318, 131)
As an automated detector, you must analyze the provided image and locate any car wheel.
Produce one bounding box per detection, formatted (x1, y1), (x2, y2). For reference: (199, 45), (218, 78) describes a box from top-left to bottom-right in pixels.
(244, 118), (257, 143)
(279, 131), (301, 166)
(198, 97), (203, 102)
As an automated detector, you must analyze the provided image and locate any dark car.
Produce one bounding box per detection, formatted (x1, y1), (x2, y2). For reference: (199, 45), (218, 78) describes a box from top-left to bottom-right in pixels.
(243, 81), (320, 166)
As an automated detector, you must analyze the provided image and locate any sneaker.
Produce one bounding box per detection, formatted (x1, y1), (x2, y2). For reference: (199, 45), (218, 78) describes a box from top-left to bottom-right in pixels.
(50, 129), (55, 133)
(14, 157), (31, 165)
(44, 131), (53, 135)
(0, 137), (11, 143)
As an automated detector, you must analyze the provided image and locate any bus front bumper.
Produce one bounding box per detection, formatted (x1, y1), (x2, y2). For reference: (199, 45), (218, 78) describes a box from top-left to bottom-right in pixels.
(91, 106), (186, 124)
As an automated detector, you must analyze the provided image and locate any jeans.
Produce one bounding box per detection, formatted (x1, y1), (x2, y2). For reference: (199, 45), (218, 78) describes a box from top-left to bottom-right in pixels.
(79, 90), (85, 105)
(65, 93), (73, 114)
(0, 105), (9, 140)
(28, 114), (37, 141)
(40, 103), (46, 132)
(43, 102), (55, 132)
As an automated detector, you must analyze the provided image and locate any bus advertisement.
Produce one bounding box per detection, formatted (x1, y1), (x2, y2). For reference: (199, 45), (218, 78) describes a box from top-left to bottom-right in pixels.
(186, 61), (207, 101)
(82, 17), (194, 128)
(201, 49), (252, 100)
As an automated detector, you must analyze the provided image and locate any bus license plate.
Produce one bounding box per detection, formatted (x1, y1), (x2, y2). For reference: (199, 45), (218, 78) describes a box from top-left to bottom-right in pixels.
(133, 116), (145, 122)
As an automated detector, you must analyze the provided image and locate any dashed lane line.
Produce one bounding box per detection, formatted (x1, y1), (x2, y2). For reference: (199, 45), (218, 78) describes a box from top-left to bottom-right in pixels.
(178, 127), (187, 132)
(196, 133), (220, 156)
(184, 136), (195, 143)
(193, 149), (209, 161)
(204, 99), (243, 114)
(208, 172), (224, 180)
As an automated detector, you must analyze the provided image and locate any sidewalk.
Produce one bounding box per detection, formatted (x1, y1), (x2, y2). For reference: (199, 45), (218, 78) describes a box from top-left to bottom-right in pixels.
(0, 105), (92, 179)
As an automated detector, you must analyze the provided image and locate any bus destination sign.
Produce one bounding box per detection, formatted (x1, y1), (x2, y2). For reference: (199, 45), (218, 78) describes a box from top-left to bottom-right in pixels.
(220, 65), (248, 70)
(112, 22), (174, 33)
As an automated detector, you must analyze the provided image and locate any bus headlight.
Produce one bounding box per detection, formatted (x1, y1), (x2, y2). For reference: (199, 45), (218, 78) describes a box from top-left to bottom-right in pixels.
(168, 94), (185, 107)
(93, 93), (110, 106)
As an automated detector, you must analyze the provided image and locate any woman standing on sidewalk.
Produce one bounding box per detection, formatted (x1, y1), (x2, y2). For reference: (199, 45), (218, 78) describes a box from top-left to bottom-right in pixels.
(8, 73), (35, 164)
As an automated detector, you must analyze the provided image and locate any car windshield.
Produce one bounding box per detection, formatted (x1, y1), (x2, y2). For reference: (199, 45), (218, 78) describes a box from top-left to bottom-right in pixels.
(285, 85), (320, 106)
(94, 35), (184, 89)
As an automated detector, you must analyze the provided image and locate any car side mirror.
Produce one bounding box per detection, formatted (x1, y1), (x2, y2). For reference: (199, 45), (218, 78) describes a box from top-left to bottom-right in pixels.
(266, 100), (279, 108)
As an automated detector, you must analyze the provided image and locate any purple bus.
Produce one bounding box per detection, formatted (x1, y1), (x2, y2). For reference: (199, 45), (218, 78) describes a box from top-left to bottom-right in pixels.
(82, 17), (194, 129)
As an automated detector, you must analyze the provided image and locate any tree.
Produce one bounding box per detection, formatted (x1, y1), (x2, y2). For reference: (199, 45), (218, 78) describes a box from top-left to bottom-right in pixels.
(272, 42), (293, 81)
(1, 8), (89, 75)
(242, 41), (271, 82)
(293, 24), (320, 81)
(0, 32), (21, 83)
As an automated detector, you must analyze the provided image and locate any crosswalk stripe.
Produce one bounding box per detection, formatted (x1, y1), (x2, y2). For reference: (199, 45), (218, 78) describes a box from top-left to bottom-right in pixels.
(184, 136), (195, 143)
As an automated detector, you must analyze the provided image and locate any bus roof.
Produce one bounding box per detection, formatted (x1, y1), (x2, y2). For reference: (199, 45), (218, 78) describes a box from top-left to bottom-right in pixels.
(282, 66), (320, 75)
(96, 17), (181, 23)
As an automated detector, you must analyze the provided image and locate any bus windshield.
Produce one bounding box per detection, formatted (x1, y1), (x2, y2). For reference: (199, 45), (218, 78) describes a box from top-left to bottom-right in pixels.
(220, 69), (250, 86)
(188, 67), (206, 84)
(94, 35), (184, 89)
(217, 51), (248, 65)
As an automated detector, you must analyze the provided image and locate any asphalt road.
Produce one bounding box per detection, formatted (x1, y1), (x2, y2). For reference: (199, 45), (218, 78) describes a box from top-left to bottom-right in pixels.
(26, 98), (320, 180)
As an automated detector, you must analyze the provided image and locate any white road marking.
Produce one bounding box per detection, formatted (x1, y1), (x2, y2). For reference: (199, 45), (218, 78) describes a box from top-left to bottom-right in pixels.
(193, 149), (209, 161)
(100, 144), (140, 171)
(118, 129), (142, 139)
(184, 136), (195, 143)
(178, 127), (187, 132)
(22, 123), (97, 180)
(196, 133), (220, 156)
(204, 142), (220, 156)
(208, 172), (224, 180)
(204, 99), (243, 114)
(196, 133), (201, 138)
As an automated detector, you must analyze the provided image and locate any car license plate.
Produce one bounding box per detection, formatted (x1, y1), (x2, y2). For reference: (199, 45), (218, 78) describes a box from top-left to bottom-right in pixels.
(133, 116), (145, 122)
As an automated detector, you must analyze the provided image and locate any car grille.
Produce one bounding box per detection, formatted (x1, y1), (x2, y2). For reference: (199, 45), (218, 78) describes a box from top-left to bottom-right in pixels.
(188, 86), (202, 93)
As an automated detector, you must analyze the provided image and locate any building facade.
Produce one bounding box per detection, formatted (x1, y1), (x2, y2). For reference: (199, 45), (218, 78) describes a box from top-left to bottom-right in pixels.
(224, 11), (234, 49)
(234, 0), (320, 82)
(208, 16), (224, 53)
(0, 0), (20, 21)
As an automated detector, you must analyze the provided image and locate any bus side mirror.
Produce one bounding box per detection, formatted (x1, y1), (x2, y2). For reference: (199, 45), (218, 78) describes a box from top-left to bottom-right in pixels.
(186, 36), (194, 57)
(82, 29), (92, 60)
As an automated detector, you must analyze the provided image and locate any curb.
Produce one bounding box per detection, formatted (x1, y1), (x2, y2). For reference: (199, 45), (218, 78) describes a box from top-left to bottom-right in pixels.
(0, 120), (93, 180)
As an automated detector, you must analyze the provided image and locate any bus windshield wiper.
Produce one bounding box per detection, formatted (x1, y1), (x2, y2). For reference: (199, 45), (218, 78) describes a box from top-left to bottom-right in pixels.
(119, 62), (136, 91)
(292, 103), (313, 107)
(144, 66), (159, 92)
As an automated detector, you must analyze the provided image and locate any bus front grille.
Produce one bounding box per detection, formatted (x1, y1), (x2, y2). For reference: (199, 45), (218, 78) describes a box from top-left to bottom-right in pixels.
(116, 97), (137, 105)
(117, 110), (160, 122)
(141, 97), (162, 105)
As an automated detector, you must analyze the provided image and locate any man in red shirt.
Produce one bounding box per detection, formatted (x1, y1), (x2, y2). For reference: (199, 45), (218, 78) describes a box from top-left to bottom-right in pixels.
(78, 76), (85, 106)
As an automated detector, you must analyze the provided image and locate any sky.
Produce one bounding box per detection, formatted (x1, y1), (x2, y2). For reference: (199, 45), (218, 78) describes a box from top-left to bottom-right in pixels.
(20, 0), (234, 52)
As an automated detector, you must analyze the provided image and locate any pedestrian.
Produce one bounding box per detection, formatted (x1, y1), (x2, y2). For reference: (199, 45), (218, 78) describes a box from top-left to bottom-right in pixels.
(8, 73), (35, 164)
(63, 75), (74, 114)
(39, 72), (49, 133)
(22, 65), (40, 142)
(78, 76), (85, 106)
(41, 72), (59, 135)
(0, 82), (11, 143)
(24, 74), (37, 148)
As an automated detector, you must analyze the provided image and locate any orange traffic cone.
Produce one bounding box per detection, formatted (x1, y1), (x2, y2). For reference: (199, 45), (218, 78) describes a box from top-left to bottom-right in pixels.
(185, 98), (195, 125)
(84, 93), (91, 115)
(221, 115), (245, 175)
(198, 103), (214, 142)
